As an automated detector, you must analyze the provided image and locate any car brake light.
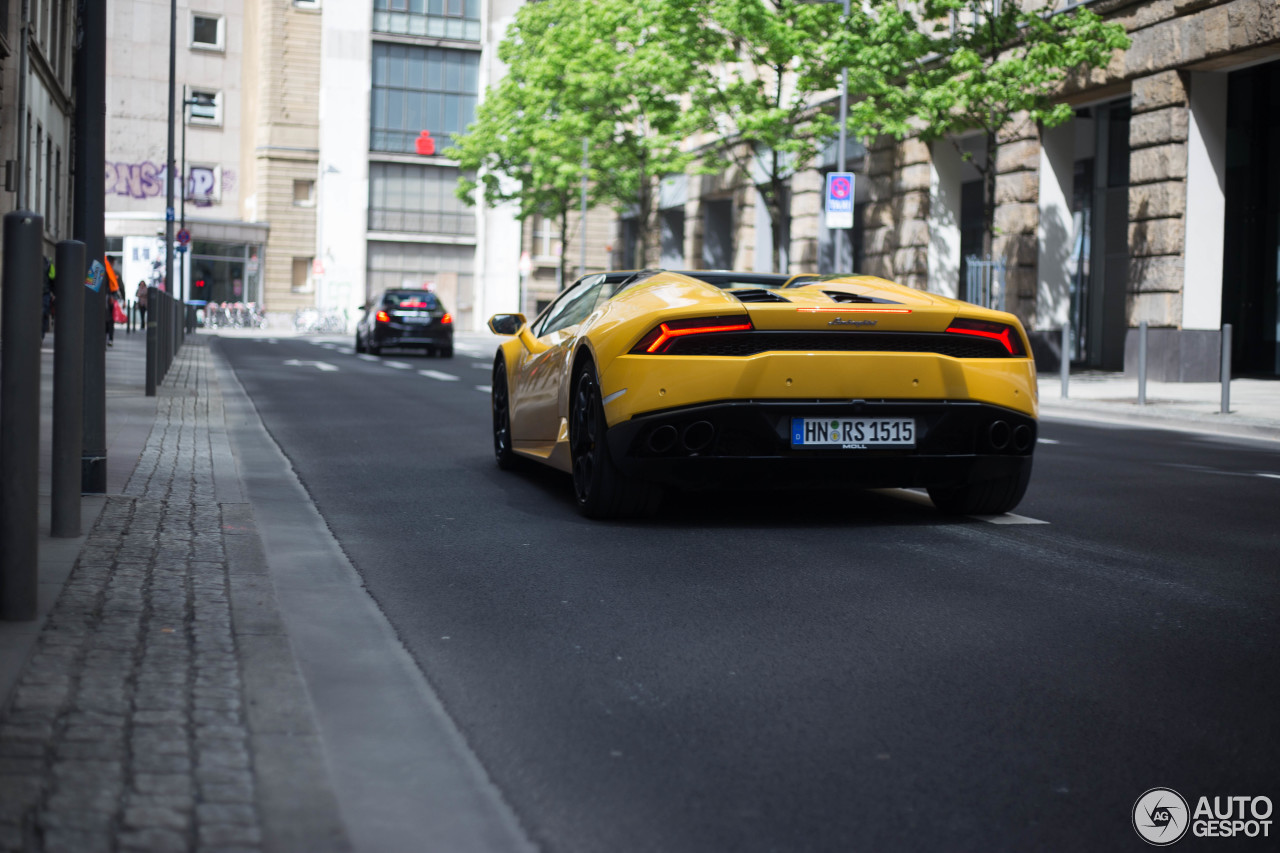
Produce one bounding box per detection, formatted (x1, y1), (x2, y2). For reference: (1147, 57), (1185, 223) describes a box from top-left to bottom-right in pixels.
(631, 316), (753, 354)
(376, 310), (391, 323)
(441, 313), (453, 325)
(945, 317), (1026, 356)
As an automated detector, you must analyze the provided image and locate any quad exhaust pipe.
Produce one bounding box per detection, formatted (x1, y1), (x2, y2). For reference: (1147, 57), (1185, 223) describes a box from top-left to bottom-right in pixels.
(988, 420), (1011, 451)
(647, 424), (679, 454)
(1012, 424), (1034, 452)
(682, 421), (715, 453)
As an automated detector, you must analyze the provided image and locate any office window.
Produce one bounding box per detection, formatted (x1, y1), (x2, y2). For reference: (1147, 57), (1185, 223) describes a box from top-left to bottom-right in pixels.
(368, 163), (474, 235)
(373, 0), (480, 41)
(293, 179), (315, 206)
(366, 241), (473, 297)
(191, 13), (224, 50)
(187, 90), (222, 125)
(292, 258), (314, 293)
(370, 44), (478, 153)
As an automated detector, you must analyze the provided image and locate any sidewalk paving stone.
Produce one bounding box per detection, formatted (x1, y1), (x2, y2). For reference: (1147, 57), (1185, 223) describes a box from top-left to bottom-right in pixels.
(0, 337), (348, 853)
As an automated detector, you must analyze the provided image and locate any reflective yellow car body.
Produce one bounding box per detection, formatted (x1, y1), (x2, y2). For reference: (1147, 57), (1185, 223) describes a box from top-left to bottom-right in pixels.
(489, 270), (1037, 518)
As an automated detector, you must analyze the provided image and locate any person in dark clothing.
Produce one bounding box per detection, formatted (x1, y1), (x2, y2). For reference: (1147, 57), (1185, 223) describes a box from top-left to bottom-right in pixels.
(41, 257), (55, 342)
(135, 280), (148, 329)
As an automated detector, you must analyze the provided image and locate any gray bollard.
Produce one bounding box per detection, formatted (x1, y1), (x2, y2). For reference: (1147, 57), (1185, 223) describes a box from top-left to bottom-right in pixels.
(53, 240), (87, 538)
(1, 211), (46, 620)
(1137, 321), (1148, 406)
(1221, 323), (1232, 414)
(1060, 324), (1070, 399)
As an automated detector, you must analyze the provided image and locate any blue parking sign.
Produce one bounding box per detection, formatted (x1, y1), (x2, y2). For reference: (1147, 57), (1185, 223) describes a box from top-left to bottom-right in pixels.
(825, 172), (854, 229)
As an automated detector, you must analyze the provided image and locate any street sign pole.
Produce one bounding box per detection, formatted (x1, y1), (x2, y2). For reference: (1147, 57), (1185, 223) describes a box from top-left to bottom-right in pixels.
(835, 0), (850, 274)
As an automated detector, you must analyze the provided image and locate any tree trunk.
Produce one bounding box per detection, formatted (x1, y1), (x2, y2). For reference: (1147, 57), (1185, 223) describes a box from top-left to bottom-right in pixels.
(634, 151), (656, 269)
(982, 129), (997, 260)
(558, 208), (569, 290)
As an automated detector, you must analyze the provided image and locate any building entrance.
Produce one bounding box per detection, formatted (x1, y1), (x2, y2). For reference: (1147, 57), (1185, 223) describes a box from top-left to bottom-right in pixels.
(1222, 59), (1280, 376)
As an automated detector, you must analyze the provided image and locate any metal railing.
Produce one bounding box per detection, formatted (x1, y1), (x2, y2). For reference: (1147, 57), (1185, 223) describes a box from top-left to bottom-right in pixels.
(145, 286), (194, 395)
(964, 256), (1006, 311)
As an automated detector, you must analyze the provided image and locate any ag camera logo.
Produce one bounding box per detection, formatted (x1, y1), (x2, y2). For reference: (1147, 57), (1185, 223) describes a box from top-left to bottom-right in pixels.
(1133, 788), (1190, 845)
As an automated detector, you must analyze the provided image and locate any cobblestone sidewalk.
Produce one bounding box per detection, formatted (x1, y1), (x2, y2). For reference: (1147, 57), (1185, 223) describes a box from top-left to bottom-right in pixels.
(0, 340), (346, 852)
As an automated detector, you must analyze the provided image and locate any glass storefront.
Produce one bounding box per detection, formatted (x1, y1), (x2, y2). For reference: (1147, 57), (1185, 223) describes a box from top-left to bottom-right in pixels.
(186, 242), (262, 307)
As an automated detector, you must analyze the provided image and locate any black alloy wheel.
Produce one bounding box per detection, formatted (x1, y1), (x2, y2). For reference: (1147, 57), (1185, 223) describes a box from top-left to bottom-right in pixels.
(492, 359), (517, 470)
(354, 333), (365, 353)
(569, 364), (661, 519)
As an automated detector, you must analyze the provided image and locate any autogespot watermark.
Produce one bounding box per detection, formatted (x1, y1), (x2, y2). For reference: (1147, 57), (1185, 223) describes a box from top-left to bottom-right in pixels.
(1133, 788), (1273, 845)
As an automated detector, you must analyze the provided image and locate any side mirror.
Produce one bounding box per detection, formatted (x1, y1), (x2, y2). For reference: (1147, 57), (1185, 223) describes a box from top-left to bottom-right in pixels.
(488, 313), (526, 336)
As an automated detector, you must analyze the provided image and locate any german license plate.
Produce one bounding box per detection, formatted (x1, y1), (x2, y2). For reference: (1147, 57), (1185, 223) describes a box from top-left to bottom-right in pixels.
(791, 417), (916, 449)
(403, 315), (432, 324)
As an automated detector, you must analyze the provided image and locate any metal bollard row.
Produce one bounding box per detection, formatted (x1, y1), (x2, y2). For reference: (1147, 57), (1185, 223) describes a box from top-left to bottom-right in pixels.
(146, 285), (188, 396)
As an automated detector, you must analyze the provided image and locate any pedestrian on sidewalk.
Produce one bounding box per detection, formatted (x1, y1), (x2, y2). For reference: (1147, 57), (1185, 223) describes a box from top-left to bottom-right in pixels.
(136, 279), (148, 329)
(41, 256), (56, 342)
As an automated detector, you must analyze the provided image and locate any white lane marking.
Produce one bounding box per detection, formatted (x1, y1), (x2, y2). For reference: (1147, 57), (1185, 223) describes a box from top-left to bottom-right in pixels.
(971, 512), (1050, 525)
(471, 362), (490, 370)
(882, 489), (1050, 524)
(418, 370), (460, 382)
(334, 347), (355, 355)
(284, 359), (338, 372)
(1257, 473), (1280, 480)
(357, 354), (380, 362)
(265, 338), (278, 344)
(1037, 438), (1060, 445)
(383, 360), (413, 369)
(476, 385), (491, 393)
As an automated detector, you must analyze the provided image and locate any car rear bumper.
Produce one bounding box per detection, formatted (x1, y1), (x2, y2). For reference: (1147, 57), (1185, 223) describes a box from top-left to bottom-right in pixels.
(372, 325), (452, 348)
(605, 399), (1035, 490)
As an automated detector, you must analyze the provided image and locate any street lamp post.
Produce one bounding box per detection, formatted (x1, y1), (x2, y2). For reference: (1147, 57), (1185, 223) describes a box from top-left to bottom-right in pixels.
(165, 0), (177, 301)
(178, 89), (216, 307)
(834, 0), (850, 275)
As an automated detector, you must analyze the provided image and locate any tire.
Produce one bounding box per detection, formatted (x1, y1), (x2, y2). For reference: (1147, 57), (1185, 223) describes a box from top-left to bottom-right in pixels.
(367, 339), (381, 356)
(493, 359), (518, 470)
(569, 364), (662, 519)
(927, 460), (1033, 516)
(355, 333), (365, 354)
(439, 344), (454, 358)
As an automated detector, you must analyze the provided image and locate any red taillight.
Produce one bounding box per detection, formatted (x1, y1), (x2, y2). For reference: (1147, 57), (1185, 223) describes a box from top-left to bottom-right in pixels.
(945, 317), (1026, 356)
(631, 316), (753, 354)
(376, 310), (391, 323)
(441, 313), (453, 325)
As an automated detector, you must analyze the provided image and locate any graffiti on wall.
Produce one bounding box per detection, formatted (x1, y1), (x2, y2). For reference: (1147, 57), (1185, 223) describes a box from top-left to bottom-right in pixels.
(105, 161), (236, 204)
(105, 161), (165, 199)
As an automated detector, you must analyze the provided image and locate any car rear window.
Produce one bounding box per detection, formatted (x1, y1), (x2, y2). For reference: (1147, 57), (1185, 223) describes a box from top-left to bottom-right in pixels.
(382, 292), (441, 310)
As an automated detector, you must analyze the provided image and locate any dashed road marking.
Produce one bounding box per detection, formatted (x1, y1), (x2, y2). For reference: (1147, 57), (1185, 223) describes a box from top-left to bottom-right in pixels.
(357, 354), (380, 362)
(283, 359), (338, 372)
(1037, 438), (1060, 445)
(383, 360), (413, 369)
(418, 370), (459, 382)
(471, 363), (490, 370)
(971, 512), (1051, 525)
(476, 385), (491, 393)
(881, 488), (1050, 525)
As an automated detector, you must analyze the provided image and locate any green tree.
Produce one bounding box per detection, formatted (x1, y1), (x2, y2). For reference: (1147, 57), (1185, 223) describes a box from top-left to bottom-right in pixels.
(844, 0), (1130, 256)
(448, 0), (599, 289)
(449, 0), (707, 280)
(689, 0), (848, 273)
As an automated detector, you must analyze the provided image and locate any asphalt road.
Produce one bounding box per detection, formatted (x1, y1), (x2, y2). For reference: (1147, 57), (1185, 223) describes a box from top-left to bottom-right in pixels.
(217, 334), (1280, 853)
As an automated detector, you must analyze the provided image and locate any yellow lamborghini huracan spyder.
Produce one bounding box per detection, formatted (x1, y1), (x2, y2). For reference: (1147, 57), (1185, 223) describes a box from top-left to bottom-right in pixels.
(488, 269), (1037, 519)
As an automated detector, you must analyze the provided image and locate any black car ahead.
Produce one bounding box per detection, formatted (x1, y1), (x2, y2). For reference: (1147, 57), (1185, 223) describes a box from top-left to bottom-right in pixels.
(356, 289), (454, 357)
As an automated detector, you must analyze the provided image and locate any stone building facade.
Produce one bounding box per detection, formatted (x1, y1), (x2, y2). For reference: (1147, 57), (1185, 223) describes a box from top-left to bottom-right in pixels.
(616, 0), (1280, 380)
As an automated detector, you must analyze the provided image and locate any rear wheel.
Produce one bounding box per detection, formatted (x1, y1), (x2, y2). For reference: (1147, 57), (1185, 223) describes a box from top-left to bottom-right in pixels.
(927, 462), (1032, 516)
(492, 359), (517, 470)
(439, 344), (454, 358)
(569, 365), (661, 519)
(354, 333), (365, 354)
